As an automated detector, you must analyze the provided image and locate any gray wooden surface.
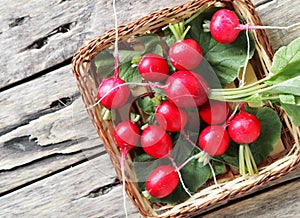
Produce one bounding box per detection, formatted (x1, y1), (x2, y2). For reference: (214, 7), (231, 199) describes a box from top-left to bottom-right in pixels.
(0, 0), (299, 217)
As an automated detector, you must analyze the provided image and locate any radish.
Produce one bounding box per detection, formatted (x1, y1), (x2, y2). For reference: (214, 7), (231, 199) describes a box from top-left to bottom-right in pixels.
(169, 38), (203, 70)
(228, 108), (261, 145)
(97, 0), (131, 110)
(141, 124), (192, 197)
(199, 100), (230, 125)
(155, 101), (188, 132)
(228, 105), (261, 176)
(208, 8), (293, 44)
(164, 71), (209, 108)
(167, 17), (203, 70)
(97, 77), (130, 110)
(141, 125), (173, 159)
(209, 9), (241, 44)
(138, 53), (170, 82)
(145, 165), (179, 198)
(198, 125), (230, 156)
(113, 121), (140, 200)
(114, 120), (140, 155)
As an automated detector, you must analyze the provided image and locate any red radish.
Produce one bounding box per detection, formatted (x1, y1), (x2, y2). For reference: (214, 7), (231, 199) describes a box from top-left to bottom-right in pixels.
(113, 121), (140, 154)
(210, 9), (241, 44)
(169, 39), (203, 70)
(97, 77), (130, 110)
(97, 0), (130, 111)
(141, 125), (173, 159)
(146, 165), (179, 198)
(199, 100), (230, 125)
(198, 125), (230, 156)
(113, 121), (140, 218)
(228, 110), (261, 144)
(164, 71), (209, 108)
(138, 53), (170, 82)
(155, 101), (188, 132)
(228, 106), (261, 176)
(209, 8), (282, 44)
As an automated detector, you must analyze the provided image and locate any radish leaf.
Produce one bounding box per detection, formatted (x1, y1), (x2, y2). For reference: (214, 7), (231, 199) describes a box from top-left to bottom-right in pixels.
(246, 107), (282, 164)
(279, 97), (300, 126)
(269, 37), (300, 84)
(119, 62), (143, 87)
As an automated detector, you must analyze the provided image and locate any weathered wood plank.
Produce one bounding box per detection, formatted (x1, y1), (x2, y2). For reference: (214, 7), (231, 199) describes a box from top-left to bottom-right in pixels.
(0, 154), (139, 218)
(0, 97), (101, 170)
(0, 147), (102, 195)
(0, 156), (298, 218)
(0, 0), (186, 89)
(254, 0), (300, 50)
(200, 170), (300, 218)
(0, 64), (105, 194)
(0, 65), (78, 134)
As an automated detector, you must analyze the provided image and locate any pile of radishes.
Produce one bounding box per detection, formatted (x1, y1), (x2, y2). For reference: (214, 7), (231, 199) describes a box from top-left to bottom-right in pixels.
(94, 7), (300, 204)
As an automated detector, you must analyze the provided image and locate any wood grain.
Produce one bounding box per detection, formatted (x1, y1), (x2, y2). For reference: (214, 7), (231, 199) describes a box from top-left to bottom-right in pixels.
(0, 65), (77, 134)
(0, 97), (101, 170)
(200, 170), (300, 218)
(0, 0), (187, 89)
(253, 0), (300, 50)
(0, 154), (140, 218)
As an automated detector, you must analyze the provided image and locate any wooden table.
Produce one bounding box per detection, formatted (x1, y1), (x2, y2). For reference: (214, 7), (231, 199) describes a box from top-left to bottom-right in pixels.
(0, 0), (299, 217)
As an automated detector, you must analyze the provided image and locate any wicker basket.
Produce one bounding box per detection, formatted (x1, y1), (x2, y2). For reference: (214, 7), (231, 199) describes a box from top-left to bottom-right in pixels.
(72, 0), (300, 217)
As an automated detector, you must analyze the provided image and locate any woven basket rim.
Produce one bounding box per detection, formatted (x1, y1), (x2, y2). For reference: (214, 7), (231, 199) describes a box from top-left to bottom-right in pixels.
(71, 0), (300, 217)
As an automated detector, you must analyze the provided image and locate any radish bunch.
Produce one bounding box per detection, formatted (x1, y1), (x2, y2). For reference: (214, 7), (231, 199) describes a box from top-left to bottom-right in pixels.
(108, 33), (213, 198)
(93, 6), (290, 203)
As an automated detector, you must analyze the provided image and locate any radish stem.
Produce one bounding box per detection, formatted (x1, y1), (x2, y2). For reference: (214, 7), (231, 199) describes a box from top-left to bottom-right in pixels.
(236, 22), (300, 31)
(121, 150), (128, 218)
(239, 145), (246, 176)
(113, 0), (119, 79)
(181, 129), (201, 152)
(239, 28), (250, 87)
(167, 154), (192, 197)
(208, 161), (221, 189)
(239, 144), (258, 176)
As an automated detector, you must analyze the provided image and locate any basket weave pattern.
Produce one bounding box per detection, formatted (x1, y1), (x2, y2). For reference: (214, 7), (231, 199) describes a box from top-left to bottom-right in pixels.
(72, 0), (300, 217)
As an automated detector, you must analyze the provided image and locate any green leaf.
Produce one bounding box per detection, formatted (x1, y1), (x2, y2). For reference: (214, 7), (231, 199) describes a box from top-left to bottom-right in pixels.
(180, 159), (211, 192)
(279, 97), (300, 126)
(94, 34), (165, 76)
(187, 10), (255, 87)
(118, 50), (142, 64)
(118, 62), (143, 87)
(221, 142), (240, 169)
(279, 94), (296, 105)
(269, 37), (300, 84)
(135, 34), (162, 55)
(268, 76), (300, 96)
(137, 96), (155, 115)
(211, 160), (227, 176)
(94, 49), (114, 76)
(247, 107), (282, 164)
